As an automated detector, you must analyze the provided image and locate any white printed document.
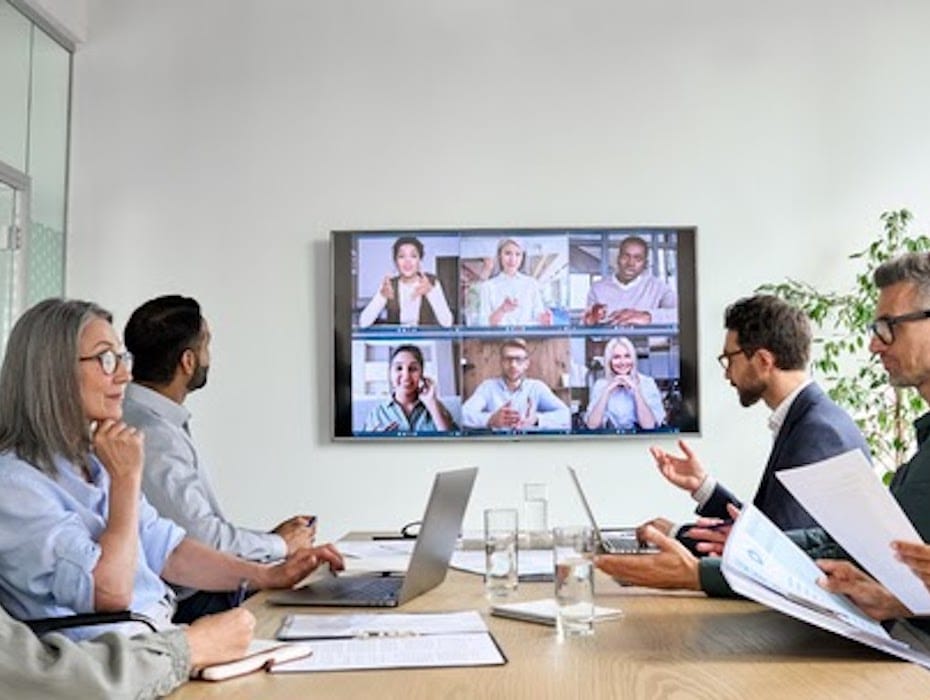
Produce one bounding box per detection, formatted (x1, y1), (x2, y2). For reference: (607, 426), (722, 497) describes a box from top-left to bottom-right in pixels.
(721, 505), (930, 668)
(277, 610), (487, 640)
(333, 539), (415, 574)
(775, 449), (930, 615)
(271, 611), (505, 672)
(450, 549), (553, 579)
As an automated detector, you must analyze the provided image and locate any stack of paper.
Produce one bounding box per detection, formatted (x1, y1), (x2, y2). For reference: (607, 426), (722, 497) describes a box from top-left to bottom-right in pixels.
(271, 611), (506, 672)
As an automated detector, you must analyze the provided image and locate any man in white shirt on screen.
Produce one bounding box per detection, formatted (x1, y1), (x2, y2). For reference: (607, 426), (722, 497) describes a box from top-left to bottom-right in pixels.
(122, 295), (320, 623)
(461, 338), (571, 431)
(583, 236), (678, 326)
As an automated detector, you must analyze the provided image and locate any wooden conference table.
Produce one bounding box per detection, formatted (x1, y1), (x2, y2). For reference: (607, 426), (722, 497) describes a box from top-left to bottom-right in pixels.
(171, 553), (930, 698)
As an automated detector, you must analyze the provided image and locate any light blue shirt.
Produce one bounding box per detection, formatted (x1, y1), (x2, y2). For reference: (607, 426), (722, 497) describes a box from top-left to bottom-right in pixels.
(0, 451), (185, 640)
(587, 375), (666, 430)
(461, 377), (571, 430)
(362, 396), (454, 433)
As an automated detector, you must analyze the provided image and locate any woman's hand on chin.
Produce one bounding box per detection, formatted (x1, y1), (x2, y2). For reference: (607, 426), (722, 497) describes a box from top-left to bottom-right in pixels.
(92, 420), (144, 482)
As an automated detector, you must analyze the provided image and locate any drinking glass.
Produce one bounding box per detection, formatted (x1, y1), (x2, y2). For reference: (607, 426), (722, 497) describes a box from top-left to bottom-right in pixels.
(552, 526), (596, 637)
(484, 508), (519, 599)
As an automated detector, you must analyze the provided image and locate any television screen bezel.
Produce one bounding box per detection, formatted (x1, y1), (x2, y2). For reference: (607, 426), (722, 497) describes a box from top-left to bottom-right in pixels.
(332, 226), (700, 441)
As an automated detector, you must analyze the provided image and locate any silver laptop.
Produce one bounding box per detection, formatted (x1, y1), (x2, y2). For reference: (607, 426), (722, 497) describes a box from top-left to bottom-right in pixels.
(267, 467), (477, 607)
(567, 466), (658, 554)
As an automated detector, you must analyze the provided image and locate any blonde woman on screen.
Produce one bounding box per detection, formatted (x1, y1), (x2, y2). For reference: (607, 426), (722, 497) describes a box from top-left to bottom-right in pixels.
(358, 237), (453, 328)
(585, 337), (665, 430)
(475, 238), (552, 327)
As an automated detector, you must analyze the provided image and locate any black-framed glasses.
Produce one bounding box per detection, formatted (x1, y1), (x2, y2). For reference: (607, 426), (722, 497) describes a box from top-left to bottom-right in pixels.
(869, 309), (930, 345)
(717, 348), (747, 371)
(79, 349), (134, 375)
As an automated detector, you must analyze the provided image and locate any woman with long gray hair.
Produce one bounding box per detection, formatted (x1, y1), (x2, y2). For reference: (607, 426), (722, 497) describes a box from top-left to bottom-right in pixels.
(0, 298), (343, 639)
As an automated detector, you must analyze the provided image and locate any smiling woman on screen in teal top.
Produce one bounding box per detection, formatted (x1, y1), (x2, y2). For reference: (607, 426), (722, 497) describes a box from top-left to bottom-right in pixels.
(363, 345), (456, 433)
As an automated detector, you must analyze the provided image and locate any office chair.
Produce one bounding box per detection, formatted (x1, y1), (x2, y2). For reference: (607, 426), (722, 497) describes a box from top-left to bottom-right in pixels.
(24, 610), (158, 636)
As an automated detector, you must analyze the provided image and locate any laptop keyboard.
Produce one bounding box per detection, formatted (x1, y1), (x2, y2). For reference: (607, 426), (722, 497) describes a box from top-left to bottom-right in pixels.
(334, 576), (403, 601)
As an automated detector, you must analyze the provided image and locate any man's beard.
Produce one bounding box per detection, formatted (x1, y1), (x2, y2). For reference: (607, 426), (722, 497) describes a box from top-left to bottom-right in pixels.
(187, 362), (209, 391)
(736, 378), (766, 407)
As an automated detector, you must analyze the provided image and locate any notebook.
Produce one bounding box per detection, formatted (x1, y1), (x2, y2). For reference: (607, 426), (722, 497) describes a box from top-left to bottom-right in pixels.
(267, 466), (477, 607)
(196, 639), (313, 681)
(567, 466), (658, 554)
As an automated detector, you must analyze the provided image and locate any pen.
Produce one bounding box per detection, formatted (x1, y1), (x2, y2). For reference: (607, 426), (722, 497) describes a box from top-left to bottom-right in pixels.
(232, 578), (249, 607)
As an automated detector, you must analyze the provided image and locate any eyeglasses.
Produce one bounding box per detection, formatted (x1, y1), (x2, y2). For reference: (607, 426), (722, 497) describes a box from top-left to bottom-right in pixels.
(870, 309), (930, 345)
(79, 349), (134, 375)
(717, 348), (747, 371)
(501, 355), (528, 364)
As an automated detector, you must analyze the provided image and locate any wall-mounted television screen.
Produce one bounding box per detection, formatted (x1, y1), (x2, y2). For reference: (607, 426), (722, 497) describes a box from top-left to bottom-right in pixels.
(332, 227), (699, 440)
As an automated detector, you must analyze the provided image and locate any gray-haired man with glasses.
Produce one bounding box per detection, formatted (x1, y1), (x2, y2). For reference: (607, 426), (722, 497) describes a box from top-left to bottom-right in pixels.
(816, 253), (930, 636)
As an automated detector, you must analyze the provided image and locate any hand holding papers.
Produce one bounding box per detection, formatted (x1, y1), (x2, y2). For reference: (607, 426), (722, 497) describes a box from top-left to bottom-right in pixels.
(775, 449), (930, 615)
(720, 505), (930, 668)
(272, 611), (505, 672)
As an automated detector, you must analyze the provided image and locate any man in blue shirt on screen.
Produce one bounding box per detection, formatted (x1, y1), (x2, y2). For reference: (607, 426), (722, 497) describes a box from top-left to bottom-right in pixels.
(461, 338), (571, 431)
(122, 295), (321, 623)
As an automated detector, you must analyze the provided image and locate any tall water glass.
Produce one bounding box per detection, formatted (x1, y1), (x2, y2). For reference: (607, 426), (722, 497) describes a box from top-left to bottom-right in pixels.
(484, 508), (519, 599)
(553, 526), (596, 638)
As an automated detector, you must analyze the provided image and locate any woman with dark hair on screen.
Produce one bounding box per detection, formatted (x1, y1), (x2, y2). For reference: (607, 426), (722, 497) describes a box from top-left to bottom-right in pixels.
(363, 345), (456, 432)
(475, 237), (552, 327)
(0, 299), (343, 639)
(358, 236), (453, 328)
(585, 336), (665, 431)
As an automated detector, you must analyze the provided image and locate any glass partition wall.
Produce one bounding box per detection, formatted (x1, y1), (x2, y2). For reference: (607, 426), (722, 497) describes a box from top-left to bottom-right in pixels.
(0, 0), (71, 349)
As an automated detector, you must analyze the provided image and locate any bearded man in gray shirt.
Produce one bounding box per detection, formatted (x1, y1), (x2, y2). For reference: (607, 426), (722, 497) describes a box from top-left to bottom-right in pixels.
(123, 295), (319, 623)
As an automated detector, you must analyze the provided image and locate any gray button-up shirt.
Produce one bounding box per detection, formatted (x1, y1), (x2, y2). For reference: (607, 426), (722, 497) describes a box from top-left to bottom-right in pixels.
(122, 383), (286, 581)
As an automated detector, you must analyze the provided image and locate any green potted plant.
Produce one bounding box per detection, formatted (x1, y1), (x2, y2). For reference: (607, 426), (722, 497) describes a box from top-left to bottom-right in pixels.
(757, 209), (930, 476)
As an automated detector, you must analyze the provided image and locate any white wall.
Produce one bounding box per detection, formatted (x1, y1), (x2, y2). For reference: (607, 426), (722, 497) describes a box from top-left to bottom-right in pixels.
(67, 0), (930, 542)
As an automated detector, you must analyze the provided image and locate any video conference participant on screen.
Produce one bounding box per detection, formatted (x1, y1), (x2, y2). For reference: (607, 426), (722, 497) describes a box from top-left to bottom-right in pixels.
(461, 338), (570, 431)
(583, 236), (677, 326)
(585, 337), (665, 431)
(358, 236), (453, 328)
(475, 238), (552, 327)
(363, 344), (456, 433)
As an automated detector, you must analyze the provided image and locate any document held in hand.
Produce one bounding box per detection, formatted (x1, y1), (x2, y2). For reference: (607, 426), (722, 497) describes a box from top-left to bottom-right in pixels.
(720, 504), (930, 669)
(775, 449), (930, 615)
(196, 639), (313, 681)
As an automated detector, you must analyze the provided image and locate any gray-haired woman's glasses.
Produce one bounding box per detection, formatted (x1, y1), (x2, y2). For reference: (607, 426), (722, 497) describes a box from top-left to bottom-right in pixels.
(79, 349), (134, 375)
